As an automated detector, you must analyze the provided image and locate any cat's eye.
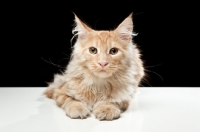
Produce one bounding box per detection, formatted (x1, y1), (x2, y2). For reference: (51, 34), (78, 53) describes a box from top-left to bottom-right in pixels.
(109, 48), (118, 55)
(89, 47), (97, 54)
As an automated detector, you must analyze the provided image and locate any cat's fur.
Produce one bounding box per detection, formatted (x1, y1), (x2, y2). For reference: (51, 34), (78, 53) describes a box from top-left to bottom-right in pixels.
(44, 13), (144, 120)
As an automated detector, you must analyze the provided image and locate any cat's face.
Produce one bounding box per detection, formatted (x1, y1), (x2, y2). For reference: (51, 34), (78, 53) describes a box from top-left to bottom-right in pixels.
(82, 31), (129, 78)
(72, 14), (135, 78)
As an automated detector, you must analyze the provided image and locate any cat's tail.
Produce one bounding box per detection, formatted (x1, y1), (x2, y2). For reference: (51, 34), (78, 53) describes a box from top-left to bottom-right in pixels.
(44, 86), (71, 107)
(44, 74), (66, 99)
(44, 74), (71, 107)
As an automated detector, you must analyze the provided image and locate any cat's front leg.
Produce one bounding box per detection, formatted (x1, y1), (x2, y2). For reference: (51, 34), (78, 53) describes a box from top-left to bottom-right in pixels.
(62, 98), (90, 119)
(93, 102), (121, 121)
(45, 88), (90, 119)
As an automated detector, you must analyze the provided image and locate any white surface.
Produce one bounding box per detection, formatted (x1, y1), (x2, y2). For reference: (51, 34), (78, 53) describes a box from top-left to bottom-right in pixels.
(0, 88), (200, 132)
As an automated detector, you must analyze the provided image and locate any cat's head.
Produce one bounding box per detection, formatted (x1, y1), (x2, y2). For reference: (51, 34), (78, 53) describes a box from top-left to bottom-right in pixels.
(71, 13), (137, 78)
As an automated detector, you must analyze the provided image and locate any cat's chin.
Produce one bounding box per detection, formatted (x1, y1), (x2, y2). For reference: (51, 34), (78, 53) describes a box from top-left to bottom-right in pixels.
(93, 72), (112, 78)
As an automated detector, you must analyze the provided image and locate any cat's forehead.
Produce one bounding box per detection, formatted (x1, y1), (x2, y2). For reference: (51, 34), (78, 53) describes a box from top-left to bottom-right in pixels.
(96, 31), (111, 38)
(91, 31), (115, 43)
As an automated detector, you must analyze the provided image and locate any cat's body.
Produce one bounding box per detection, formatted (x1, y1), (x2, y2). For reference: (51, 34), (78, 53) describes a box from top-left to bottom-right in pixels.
(44, 13), (144, 120)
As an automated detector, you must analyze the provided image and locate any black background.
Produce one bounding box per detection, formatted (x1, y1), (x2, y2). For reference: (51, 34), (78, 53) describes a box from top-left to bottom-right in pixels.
(0, 1), (199, 87)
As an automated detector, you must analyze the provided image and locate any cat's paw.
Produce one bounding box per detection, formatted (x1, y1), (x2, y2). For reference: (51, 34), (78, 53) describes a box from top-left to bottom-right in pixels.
(64, 102), (90, 119)
(93, 105), (120, 121)
(44, 88), (54, 99)
(118, 100), (130, 112)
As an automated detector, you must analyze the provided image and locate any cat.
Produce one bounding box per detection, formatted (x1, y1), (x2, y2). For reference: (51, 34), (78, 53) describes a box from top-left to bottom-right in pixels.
(44, 13), (144, 120)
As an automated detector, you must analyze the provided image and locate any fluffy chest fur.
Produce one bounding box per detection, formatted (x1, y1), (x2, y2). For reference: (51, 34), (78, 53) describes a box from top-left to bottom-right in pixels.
(63, 66), (135, 105)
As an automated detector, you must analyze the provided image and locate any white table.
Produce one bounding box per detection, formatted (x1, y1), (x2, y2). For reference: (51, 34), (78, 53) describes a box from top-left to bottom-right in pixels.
(0, 88), (200, 132)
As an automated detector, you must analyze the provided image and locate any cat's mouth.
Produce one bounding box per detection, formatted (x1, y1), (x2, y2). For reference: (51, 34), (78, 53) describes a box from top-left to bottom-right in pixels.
(93, 69), (112, 78)
(100, 69), (106, 72)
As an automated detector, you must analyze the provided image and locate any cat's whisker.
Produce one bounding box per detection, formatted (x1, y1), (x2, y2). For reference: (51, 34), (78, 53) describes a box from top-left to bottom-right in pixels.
(58, 69), (65, 75)
(41, 57), (66, 68)
(141, 78), (152, 87)
(145, 69), (163, 82)
(61, 51), (71, 58)
(145, 63), (163, 68)
(139, 83), (145, 87)
(58, 58), (70, 65)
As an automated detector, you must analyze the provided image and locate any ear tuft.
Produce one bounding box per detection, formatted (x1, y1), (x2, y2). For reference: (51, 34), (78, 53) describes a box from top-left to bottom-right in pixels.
(72, 14), (92, 40)
(116, 13), (137, 41)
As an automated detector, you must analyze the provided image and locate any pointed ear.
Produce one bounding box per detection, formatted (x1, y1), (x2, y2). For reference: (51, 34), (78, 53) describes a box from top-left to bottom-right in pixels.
(72, 14), (92, 40)
(115, 13), (136, 42)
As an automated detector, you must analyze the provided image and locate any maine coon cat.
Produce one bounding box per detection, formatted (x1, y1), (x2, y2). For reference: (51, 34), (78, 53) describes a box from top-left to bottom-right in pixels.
(44, 13), (144, 120)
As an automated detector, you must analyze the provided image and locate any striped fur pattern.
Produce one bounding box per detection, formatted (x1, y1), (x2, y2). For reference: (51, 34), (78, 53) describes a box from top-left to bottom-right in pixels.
(44, 13), (144, 120)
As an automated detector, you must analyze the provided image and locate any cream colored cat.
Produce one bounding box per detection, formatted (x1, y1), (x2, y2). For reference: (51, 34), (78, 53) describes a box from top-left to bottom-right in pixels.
(44, 13), (144, 120)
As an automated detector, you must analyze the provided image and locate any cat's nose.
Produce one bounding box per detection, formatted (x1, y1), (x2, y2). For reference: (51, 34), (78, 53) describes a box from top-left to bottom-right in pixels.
(98, 62), (108, 68)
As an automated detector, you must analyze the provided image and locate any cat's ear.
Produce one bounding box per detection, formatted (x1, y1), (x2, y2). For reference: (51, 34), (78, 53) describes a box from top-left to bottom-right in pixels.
(72, 14), (92, 40)
(115, 13), (136, 42)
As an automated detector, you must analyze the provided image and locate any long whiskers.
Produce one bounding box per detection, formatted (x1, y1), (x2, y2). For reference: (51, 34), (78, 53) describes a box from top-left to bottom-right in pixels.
(41, 57), (66, 69)
(145, 69), (163, 82)
(139, 83), (145, 87)
(58, 58), (70, 65)
(61, 51), (71, 58)
(145, 63), (163, 68)
(141, 78), (152, 87)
